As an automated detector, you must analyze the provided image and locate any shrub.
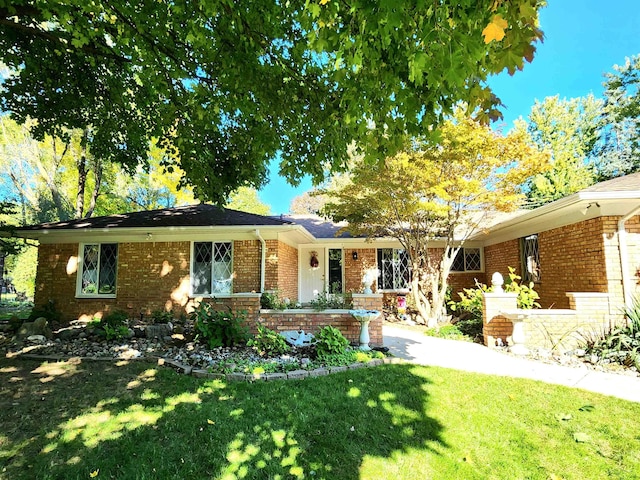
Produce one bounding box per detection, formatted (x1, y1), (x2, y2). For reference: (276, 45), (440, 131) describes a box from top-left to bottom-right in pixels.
(260, 291), (288, 310)
(151, 309), (174, 324)
(580, 297), (640, 369)
(190, 302), (249, 348)
(29, 299), (62, 323)
(448, 266), (540, 320)
(248, 323), (290, 356)
(101, 310), (129, 328)
(103, 324), (130, 341)
(309, 289), (353, 311)
(315, 325), (349, 359)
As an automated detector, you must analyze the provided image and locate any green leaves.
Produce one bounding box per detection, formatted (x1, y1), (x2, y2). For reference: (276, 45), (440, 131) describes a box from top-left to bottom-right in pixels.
(1, 0), (546, 203)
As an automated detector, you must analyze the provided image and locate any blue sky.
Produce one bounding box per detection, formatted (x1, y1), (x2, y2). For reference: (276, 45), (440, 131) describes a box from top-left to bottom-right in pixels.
(259, 0), (640, 214)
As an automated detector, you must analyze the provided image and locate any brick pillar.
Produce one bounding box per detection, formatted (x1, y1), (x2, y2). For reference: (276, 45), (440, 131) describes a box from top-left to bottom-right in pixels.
(482, 292), (517, 348)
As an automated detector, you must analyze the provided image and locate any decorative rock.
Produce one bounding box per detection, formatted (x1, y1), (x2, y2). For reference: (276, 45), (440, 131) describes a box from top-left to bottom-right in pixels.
(145, 324), (172, 339)
(286, 369), (309, 379)
(263, 373), (287, 381)
(26, 335), (47, 344)
(16, 317), (52, 340)
(309, 368), (329, 377)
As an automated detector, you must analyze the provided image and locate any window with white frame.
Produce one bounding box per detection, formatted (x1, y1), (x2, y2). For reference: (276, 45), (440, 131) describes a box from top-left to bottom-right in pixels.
(520, 234), (540, 283)
(377, 248), (410, 290)
(78, 243), (118, 296)
(192, 241), (233, 295)
(450, 248), (482, 272)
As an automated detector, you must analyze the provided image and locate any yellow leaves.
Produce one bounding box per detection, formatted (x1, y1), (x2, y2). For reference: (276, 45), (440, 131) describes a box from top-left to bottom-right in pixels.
(319, 0), (330, 5)
(89, 469), (99, 478)
(482, 14), (508, 44)
(207, 419), (215, 425)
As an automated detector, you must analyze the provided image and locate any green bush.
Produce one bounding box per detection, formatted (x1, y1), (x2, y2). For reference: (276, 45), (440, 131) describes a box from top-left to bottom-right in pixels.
(448, 266), (540, 320)
(103, 324), (130, 341)
(315, 325), (349, 359)
(190, 302), (249, 348)
(28, 300), (62, 323)
(581, 297), (640, 369)
(248, 323), (290, 356)
(309, 289), (353, 311)
(151, 309), (174, 324)
(101, 310), (129, 328)
(260, 291), (288, 310)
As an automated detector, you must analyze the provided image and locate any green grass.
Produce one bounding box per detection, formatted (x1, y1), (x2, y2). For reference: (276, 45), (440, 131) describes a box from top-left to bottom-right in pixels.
(1, 358), (639, 480)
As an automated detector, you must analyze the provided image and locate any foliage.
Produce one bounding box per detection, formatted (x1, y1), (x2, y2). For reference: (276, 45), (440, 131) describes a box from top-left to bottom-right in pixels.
(0, 1), (545, 203)
(28, 300), (61, 323)
(150, 309), (174, 324)
(103, 324), (130, 341)
(323, 112), (549, 327)
(190, 302), (249, 348)
(522, 95), (602, 206)
(247, 323), (290, 357)
(6, 245), (37, 298)
(308, 289), (353, 311)
(425, 324), (475, 342)
(100, 310), (129, 328)
(449, 267), (540, 321)
(260, 291), (288, 310)
(598, 54), (640, 180)
(580, 298), (640, 369)
(314, 325), (349, 359)
(226, 187), (271, 215)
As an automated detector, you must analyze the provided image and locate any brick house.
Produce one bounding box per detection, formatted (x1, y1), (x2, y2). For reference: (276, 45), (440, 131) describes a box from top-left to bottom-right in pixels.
(15, 172), (640, 346)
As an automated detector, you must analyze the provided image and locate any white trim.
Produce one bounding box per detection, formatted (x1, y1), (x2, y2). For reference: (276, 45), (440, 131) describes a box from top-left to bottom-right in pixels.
(190, 240), (234, 297)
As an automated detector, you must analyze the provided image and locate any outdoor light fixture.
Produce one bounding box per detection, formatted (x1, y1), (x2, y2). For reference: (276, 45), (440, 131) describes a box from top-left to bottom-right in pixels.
(581, 202), (601, 216)
(352, 251), (358, 261)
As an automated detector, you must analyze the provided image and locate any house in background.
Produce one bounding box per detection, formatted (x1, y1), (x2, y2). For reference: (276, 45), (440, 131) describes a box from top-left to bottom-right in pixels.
(15, 172), (640, 348)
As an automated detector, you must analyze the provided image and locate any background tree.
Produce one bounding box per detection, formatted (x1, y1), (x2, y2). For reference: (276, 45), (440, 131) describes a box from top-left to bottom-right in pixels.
(598, 54), (640, 180)
(0, 1), (545, 203)
(323, 113), (549, 327)
(522, 95), (603, 206)
(226, 187), (271, 216)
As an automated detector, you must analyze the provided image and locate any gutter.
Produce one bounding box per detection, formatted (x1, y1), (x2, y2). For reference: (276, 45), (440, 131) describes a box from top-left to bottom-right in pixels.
(618, 205), (640, 308)
(254, 229), (266, 293)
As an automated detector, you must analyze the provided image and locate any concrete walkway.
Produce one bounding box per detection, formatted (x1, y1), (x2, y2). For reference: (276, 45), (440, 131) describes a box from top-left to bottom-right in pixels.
(383, 324), (640, 403)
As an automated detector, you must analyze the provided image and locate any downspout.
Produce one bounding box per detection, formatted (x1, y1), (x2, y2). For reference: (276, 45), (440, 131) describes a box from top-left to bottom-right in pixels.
(618, 205), (640, 308)
(254, 229), (266, 293)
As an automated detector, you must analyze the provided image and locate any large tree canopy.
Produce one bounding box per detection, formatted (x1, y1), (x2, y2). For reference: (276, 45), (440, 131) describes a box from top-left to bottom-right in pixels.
(0, 1), (545, 203)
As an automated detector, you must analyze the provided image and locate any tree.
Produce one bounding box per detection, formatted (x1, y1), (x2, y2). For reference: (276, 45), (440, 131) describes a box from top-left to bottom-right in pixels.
(323, 113), (549, 327)
(226, 187), (270, 216)
(523, 95), (603, 206)
(0, 1), (545, 203)
(598, 54), (640, 180)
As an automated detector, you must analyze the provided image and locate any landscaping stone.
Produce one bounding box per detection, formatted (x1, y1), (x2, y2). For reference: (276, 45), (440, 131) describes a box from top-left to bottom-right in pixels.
(263, 373), (287, 381)
(227, 373), (249, 382)
(328, 366), (348, 373)
(286, 370), (309, 380)
(348, 362), (366, 370)
(145, 323), (172, 339)
(309, 368), (330, 377)
(16, 317), (52, 340)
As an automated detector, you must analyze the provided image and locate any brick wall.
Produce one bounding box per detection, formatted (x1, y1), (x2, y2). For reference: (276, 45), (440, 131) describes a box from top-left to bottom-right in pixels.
(232, 240), (261, 293)
(483, 239), (521, 281)
(345, 248), (377, 293)
(277, 242), (298, 301)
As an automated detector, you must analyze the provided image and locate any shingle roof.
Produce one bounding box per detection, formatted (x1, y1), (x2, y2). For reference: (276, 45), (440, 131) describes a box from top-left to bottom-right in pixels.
(279, 215), (353, 239)
(18, 204), (293, 231)
(580, 172), (640, 193)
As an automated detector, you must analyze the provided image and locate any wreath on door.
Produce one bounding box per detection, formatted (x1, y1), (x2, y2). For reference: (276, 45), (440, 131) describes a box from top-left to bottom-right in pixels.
(310, 251), (319, 268)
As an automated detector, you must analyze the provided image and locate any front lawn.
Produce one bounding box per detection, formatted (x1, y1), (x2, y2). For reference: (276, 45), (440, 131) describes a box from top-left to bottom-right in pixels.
(1, 358), (639, 479)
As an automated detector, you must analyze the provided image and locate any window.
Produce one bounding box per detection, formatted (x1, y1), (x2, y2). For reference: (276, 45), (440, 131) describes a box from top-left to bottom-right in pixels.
(520, 234), (540, 283)
(192, 241), (233, 295)
(377, 248), (410, 290)
(328, 249), (343, 294)
(78, 243), (118, 296)
(450, 248), (482, 272)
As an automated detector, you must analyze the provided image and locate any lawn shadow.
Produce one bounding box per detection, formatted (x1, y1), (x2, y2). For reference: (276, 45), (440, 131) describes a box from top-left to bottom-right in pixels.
(0, 358), (445, 479)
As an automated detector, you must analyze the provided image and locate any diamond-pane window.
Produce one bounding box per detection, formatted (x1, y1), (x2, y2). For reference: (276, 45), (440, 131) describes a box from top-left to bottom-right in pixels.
(193, 242), (233, 295)
(80, 244), (118, 295)
(377, 248), (410, 290)
(450, 248), (482, 272)
(521, 234), (540, 283)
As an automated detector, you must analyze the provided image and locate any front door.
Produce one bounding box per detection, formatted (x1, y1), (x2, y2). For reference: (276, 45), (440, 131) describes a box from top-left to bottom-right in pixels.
(300, 247), (325, 304)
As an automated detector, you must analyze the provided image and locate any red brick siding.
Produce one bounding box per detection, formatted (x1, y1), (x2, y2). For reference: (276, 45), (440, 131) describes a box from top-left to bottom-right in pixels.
(232, 240), (261, 293)
(484, 239), (521, 281)
(277, 242), (298, 301)
(345, 248), (376, 293)
(537, 218), (609, 308)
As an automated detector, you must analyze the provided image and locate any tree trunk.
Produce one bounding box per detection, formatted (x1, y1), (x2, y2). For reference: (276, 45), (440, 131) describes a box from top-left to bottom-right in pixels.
(84, 160), (102, 218)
